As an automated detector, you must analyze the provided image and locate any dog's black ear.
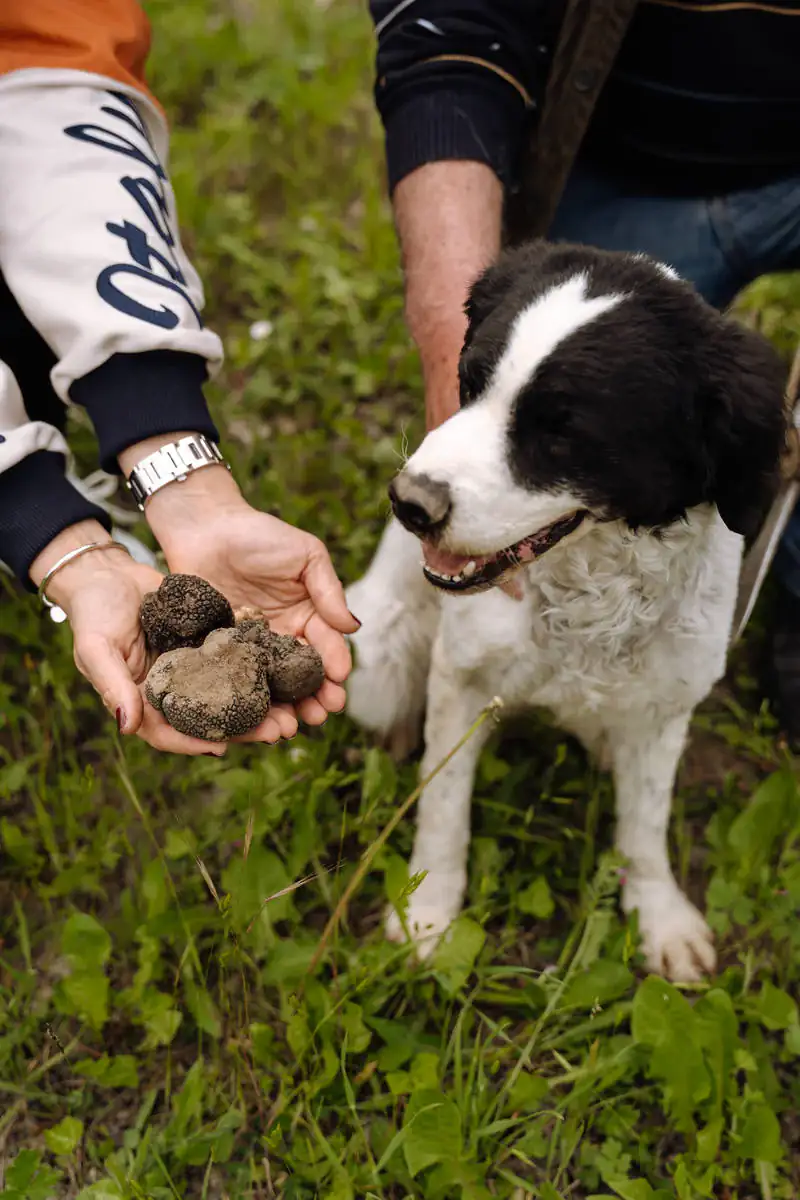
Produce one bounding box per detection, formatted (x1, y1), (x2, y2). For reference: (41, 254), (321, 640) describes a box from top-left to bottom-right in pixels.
(702, 318), (788, 540)
(463, 239), (553, 347)
(460, 241), (554, 405)
(463, 260), (517, 348)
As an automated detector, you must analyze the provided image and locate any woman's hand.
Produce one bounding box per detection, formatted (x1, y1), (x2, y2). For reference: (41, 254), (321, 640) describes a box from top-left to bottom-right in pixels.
(123, 444), (360, 733)
(29, 521), (231, 755)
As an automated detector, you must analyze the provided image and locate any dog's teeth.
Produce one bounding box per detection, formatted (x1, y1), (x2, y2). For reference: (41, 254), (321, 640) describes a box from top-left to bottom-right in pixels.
(464, 561), (477, 577)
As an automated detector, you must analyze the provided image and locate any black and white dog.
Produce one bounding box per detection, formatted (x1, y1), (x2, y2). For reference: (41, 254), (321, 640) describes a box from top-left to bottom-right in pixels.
(347, 241), (787, 982)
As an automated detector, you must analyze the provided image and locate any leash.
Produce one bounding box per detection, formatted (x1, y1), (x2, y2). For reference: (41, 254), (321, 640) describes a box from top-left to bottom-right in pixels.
(731, 341), (800, 643)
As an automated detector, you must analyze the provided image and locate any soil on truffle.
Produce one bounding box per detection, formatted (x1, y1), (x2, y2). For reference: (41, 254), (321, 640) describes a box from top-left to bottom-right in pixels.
(145, 627), (270, 740)
(266, 633), (325, 703)
(232, 614), (325, 702)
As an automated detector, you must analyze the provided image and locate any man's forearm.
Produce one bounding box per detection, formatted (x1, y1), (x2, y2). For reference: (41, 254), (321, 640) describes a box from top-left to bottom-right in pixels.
(394, 161), (503, 430)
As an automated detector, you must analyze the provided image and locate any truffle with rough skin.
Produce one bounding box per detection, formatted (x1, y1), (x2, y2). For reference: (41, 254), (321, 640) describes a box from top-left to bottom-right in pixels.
(234, 607), (325, 702)
(144, 627), (271, 741)
(140, 574), (234, 655)
(265, 633), (325, 703)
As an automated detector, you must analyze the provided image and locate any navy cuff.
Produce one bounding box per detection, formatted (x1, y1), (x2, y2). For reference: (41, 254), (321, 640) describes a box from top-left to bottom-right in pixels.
(70, 350), (220, 474)
(381, 86), (529, 194)
(0, 450), (112, 587)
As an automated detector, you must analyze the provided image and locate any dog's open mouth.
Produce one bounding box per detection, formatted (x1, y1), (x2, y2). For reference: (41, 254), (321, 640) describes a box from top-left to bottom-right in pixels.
(421, 510), (587, 593)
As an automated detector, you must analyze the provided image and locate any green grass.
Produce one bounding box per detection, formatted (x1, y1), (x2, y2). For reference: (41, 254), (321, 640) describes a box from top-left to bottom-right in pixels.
(2, 2), (800, 1196)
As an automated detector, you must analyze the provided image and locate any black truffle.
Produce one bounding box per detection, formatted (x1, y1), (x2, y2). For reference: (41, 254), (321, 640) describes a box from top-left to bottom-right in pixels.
(144, 627), (271, 741)
(266, 633), (325, 703)
(140, 574), (234, 655)
(233, 611), (325, 702)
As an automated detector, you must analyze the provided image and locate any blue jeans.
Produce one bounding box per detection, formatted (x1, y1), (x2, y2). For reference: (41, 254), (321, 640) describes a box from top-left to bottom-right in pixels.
(550, 161), (800, 597)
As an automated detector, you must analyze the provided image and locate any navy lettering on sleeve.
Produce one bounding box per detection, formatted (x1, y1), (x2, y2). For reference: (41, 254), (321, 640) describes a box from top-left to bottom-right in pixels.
(64, 91), (203, 330)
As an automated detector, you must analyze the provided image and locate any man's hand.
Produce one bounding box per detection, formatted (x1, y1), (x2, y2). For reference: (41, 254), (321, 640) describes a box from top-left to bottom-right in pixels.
(125, 452), (359, 733)
(394, 161), (504, 431)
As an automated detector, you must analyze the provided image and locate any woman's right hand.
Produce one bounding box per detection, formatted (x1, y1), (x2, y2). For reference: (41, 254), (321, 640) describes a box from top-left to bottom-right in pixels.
(30, 520), (231, 755)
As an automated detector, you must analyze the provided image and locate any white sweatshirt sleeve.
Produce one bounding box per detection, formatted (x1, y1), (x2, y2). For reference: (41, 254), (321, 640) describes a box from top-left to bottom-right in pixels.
(0, 69), (225, 580)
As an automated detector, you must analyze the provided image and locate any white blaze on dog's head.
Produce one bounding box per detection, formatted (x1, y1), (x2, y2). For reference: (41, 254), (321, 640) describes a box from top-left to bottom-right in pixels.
(389, 241), (787, 595)
(405, 272), (625, 554)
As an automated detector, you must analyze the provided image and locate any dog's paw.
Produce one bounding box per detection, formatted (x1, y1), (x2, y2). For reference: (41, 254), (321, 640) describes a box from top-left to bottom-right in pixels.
(623, 878), (716, 983)
(385, 904), (454, 960)
(385, 872), (464, 961)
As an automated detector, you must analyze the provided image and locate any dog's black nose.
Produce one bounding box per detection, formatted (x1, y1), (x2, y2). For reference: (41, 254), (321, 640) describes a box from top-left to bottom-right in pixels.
(389, 472), (451, 534)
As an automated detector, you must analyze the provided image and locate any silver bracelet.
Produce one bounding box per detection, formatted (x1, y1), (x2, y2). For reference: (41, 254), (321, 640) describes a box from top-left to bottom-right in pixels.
(38, 540), (132, 624)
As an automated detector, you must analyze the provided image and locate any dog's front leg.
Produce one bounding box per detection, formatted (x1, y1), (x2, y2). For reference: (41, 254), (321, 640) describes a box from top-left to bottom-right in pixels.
(386, 638), (494, 960)
(608, 712), (716, 982)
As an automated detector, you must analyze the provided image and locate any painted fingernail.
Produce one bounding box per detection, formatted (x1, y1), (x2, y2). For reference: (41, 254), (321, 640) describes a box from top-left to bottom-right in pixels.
(115, 707), (126, 735)
(348, 610), (362, 629)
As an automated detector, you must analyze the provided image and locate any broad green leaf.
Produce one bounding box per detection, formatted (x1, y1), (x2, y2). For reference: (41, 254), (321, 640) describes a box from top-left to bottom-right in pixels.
(44, 1116), (84, 1156)
(222, 844), (292, 934)
(262, 938), (317, 985)
(429, 1161), (493, 1199)
(369, 1017), (437, 1071)
(208, 1107), (244, 1164)
(694, 988), (738, 1112)
(632, 976), (710, 1131)
(339, 1002), (371, 1053)
(61, 912), (111, 972)
(696, 1117), (723, 1164)
(141, 859), (169, 919)
(75, 1185), (125, 1199)
(58, 971), (109, 1029)
(507, 1071), (549, 1113)
(409, 1051), (440, 1090)
(164, 827), (195, 859)
(249, 1022), (275, 1065)
(171, 1058), (206, 1137)
(402, 1088), (462, 1177)
(538, 1185), (566, 1200)
(749, 981), (798, 1031)
(184, 979), (222, 1038)
(1, 818), (41, 868)
(433, 916), (485, 993)
(73, 1054), (139, 1088)
(361, 745), (397, 813)
(5, 1149), (43, 1189)
(518, 875), (555, 918)
(140, 989), (182, 1048)
(383, 851), (409, 909)
(737, 1102), (783, 1164)
(785, 1023), (800, 1055)
(606, 1180), (667, 1200)
(562, 959), (634, 1010)
(728, 769), (799, 882)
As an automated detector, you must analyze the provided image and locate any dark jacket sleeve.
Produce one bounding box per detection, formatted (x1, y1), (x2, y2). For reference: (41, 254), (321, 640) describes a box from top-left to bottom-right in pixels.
(369, 1), (551, 193)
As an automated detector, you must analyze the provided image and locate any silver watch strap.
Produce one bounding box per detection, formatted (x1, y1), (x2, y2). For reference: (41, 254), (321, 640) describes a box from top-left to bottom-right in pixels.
(126, 434), (229, 510)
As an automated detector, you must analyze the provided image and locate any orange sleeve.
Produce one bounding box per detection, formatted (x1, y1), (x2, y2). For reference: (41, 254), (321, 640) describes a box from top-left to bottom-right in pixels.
(0, 0), (159, 108)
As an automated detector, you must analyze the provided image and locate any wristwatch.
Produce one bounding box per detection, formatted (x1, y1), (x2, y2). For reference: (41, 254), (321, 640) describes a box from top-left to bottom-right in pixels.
(126, 433), (230, 510)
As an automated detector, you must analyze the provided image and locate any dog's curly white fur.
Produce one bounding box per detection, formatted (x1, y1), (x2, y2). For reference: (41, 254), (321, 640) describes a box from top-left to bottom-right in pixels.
(347, 241), (786, 983)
